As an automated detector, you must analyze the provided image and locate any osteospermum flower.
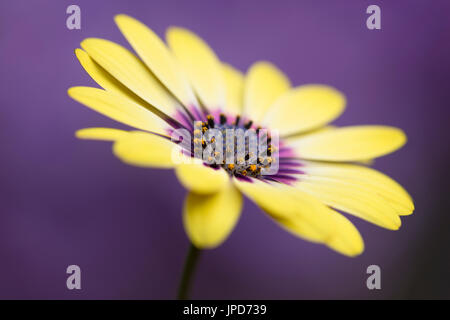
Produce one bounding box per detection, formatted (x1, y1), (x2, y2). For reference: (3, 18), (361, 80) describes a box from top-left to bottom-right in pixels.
(69, 14), (414, 260)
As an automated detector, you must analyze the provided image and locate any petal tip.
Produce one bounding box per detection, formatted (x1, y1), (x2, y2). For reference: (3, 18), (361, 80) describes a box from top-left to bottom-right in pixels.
(67, 87), (76, 98)
(67, 86), (85, 99)
(80, 37), (105, 51)
(74, 129), (89, 140)
(344, 241), (365, 257)
(114, 13), (128, 21)
(114, 13), (137, 28)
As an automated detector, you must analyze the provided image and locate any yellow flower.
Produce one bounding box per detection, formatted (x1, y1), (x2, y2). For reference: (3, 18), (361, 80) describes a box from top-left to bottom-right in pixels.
(68, 14), (414, 257)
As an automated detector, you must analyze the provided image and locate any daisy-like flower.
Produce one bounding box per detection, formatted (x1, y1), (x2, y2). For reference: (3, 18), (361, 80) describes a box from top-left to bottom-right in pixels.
(69, 15), (414, 263)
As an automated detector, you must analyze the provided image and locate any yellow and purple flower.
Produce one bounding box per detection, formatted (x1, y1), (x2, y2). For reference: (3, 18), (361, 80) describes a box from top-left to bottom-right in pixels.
(68, 14), (414, 257)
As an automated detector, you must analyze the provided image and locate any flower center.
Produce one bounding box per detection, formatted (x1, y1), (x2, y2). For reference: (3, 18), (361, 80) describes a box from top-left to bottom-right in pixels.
(192, 113), (277, 178)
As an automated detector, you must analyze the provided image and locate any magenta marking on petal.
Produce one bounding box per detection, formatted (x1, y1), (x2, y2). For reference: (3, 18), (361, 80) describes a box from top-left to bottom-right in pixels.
(189, 104), (205, 121)
(277, 168), (304, 175)
(278, 148), (297, 158)
(202, 162), (222, 170)
(263, 175), (298, 185)
(209, 108), (223, 121)
(270, 174), (298, 181)
(235, 175), (253, 183)
(173, 110), (194, 131)
(278, 161), (303, 169)
(164, 116), (190, 131)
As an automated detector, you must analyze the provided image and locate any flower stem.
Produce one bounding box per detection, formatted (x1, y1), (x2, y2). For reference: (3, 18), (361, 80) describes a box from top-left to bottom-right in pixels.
(177, 243), (201, 300)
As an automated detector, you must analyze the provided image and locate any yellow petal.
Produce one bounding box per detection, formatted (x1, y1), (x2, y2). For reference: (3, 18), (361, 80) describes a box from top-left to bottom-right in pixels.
(285, 127), (375, 166)
(81, 38), (180, 115)
(289, 125), (407, 161)
(75, 48), (120, 92)
(166, 27), (225, 110)
(357, 159), (375, 165)
(302, 161), (414, 215)
(284, 125), (336, 141)
(222, 63), (244, 116)
(75, 49), (175, 124)
(113, 131), (180, 168)
(294, 176), (402, 230)
(75, 127), (129, 141)
(68, 86), (168, 135)
(243, 61), (290, 123)
(262, 85), (345, 136)
(183, 182), (242, 249)
(114, 15), (198, 109)
(234, 178), (364, 257)
(176, 161), (230, 194)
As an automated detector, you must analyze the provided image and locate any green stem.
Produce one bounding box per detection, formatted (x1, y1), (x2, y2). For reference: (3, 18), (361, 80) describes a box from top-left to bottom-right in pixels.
(177, 243), (201, 300)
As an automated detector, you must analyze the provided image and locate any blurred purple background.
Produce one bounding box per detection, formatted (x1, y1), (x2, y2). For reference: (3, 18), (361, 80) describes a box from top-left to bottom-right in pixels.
(1, 0), (449, 299)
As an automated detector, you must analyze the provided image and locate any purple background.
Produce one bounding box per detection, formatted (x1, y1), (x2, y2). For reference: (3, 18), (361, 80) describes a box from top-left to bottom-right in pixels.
(1, 0), (449, 299)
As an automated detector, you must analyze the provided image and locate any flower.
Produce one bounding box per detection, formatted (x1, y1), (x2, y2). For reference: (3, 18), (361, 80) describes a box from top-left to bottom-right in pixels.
(68, 14), (414, 257)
